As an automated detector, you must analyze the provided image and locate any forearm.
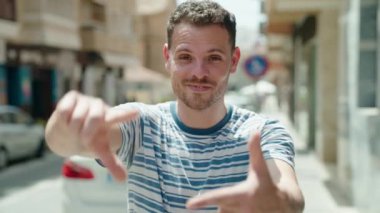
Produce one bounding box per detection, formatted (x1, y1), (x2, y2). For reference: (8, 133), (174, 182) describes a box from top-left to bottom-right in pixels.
(267, 159), (305, 212)
(277, 179), (305, 213)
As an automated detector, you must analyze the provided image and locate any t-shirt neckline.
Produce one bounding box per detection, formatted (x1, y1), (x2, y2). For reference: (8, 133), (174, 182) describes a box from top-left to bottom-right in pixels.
(170, 101), (233, 135)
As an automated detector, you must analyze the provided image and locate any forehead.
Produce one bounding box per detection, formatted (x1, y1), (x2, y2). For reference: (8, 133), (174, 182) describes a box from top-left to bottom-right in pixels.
(171, 23), (232, 52)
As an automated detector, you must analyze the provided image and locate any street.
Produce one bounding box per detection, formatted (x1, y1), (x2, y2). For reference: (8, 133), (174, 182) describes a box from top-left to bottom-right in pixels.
(0, 153), (65, 213)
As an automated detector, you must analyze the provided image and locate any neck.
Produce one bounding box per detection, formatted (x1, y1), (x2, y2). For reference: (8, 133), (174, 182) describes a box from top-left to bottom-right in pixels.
(176, 100), (227, 129)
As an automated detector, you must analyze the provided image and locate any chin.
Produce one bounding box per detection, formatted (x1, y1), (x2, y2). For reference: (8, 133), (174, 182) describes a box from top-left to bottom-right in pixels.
(184, 97), (217, 111)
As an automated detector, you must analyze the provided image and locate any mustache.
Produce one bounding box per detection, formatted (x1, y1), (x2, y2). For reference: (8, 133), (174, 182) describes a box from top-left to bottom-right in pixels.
(183, 76), (216, 86)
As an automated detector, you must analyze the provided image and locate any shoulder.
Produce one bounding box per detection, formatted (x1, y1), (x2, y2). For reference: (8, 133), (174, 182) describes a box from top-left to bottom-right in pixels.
(230, 105), (256, 119)
(230, 105), (267, 126)
(113, 101), (172, 118)
(230, 106), (291, 137)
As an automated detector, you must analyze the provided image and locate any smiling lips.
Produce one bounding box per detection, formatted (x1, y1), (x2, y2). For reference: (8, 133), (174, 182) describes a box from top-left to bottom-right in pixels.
(187, 84), (212, 93)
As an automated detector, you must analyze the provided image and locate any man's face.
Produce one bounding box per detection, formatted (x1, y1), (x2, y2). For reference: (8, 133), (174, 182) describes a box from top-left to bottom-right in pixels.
(163, 23), (240, 110)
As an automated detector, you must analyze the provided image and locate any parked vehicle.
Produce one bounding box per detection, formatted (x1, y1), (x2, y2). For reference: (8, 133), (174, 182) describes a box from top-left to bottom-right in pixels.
(0, 105), (45, 169)
(62, 155), (128, 213)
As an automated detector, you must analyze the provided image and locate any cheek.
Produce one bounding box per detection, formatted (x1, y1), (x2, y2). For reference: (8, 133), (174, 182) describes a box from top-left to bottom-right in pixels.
(171, 70), (185, 84)
(171, 65), (195, 80)
(209, 65), (230, 78)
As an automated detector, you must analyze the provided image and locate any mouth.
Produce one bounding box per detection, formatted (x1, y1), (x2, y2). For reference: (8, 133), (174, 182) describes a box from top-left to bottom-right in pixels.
(186, 84), (212, 93)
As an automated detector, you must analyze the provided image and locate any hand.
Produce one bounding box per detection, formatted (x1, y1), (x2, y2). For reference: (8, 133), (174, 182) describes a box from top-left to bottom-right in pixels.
(186, 132), (289, 213)
(55, 90), (138, 182)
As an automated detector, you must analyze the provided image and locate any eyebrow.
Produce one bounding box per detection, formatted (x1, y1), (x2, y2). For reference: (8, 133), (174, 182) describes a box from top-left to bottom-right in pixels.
(207, 48), (226, 54)
(175, 47), (226, 54)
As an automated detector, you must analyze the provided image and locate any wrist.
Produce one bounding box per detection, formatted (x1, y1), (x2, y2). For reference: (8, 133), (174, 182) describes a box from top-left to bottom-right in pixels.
(280, 189), (305, 213)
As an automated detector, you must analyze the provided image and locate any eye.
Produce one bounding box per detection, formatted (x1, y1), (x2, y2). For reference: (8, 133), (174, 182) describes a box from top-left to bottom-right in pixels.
(177, 54), (192, 62)
(208, 55), (222, 62)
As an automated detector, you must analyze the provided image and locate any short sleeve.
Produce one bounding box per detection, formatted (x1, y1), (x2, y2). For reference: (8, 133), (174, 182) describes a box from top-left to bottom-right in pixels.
(260, 118), (295, 168)
(114, 103), (145, 169)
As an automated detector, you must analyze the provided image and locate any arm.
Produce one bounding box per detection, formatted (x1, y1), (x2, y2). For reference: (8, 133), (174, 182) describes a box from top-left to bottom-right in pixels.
(45, 90), (138, 181)
(267, 159), (305, 212)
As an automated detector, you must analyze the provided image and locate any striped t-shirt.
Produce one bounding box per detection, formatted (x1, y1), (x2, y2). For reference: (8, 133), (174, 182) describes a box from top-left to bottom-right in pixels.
(116, 101), (295, 213)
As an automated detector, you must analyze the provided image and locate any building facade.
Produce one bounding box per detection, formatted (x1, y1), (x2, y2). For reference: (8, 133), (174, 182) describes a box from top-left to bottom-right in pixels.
(0, 0), (173, 121)
(136, 0), (176, 75)
(0, 0), (18, 105)
(264, 0), (380, 212)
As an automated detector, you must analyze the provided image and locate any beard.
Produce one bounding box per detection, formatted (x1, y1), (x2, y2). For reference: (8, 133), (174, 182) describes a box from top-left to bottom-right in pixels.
(172, 75), (229, 110)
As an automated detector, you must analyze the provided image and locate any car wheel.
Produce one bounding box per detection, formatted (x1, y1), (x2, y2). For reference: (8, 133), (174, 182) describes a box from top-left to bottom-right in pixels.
(34, 140), (45, 158)
(0, 148), (8, 170)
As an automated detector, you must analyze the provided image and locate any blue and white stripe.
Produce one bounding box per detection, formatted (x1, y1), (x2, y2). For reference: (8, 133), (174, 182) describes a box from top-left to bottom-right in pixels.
(115, 102), (295, 212)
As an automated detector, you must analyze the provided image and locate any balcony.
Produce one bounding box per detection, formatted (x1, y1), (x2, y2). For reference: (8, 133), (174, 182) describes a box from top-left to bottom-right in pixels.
(80, 26), (137, 55)
(265, 0), (341, 34)
(80, 26), (106, 52)
(0, 19), (19, 39)
(17, 0), (80, 49)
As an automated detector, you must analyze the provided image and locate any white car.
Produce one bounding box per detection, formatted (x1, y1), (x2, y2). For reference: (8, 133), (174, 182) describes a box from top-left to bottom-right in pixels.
(61, 155), (129, 213)
(0, 105), (45, 169)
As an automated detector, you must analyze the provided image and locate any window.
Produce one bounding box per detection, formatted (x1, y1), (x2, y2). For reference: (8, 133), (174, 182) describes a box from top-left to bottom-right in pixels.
(0, 0), (16, 21)
(358, 0), (378, 107)
(91, 2), (106, 23)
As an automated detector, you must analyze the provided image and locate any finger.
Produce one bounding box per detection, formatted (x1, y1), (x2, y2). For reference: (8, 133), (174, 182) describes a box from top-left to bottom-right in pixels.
(186, 185), (243, 209)
(81, 98), (106, 141)
(55, 90), (79, 123)
(248, 131), (271, 180)
(105, 108), (139, 126)
(96, 145), (127, 182)
(81, 100), (127, 181)
(68, 97), (90, 133)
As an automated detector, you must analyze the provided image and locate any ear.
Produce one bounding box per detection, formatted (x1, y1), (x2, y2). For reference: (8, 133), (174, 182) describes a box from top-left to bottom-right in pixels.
(230, 47), (241, 74)
(163, 43), (170, 71)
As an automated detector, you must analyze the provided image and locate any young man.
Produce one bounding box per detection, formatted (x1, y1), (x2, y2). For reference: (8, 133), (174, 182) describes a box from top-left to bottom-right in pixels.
(45, 1), (304, 212)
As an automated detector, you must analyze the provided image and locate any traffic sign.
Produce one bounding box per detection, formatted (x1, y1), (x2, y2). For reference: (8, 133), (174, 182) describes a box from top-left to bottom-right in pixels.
(244, 55), (269, 79)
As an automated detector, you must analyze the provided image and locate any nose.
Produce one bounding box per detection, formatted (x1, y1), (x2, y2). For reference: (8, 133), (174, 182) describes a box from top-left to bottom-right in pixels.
(192, 60), (209, 79)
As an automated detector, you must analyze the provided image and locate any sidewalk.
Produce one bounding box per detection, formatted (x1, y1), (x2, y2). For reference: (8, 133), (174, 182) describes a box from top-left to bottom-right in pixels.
(267, 112), (359, 213)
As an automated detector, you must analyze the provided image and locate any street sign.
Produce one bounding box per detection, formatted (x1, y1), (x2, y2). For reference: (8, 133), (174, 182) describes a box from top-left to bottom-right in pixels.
(244, 55), (269, 80)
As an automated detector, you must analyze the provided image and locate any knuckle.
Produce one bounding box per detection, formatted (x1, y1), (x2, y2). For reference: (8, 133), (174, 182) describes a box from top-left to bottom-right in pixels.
(61, 90), (78, 101)
(56, 106), (70, 118)
(88, 114), (103, 124)
(70, 114), (85, 126)
(67, 90), (79, 97)
(93, 98), (105, 106)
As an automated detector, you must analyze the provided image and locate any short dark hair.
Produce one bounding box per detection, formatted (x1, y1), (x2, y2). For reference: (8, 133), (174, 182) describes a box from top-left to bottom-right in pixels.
(166, 0), (236, 49)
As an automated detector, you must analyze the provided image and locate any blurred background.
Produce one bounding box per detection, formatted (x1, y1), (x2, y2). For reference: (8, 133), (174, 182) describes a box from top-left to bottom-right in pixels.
(0, 0), (378, 212)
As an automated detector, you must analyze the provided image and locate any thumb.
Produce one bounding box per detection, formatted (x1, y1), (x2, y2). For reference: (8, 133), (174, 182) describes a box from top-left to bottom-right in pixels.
(105, 108), (139, 126)
(96, 147), (127, 182)
(248, 131), (271, 180)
